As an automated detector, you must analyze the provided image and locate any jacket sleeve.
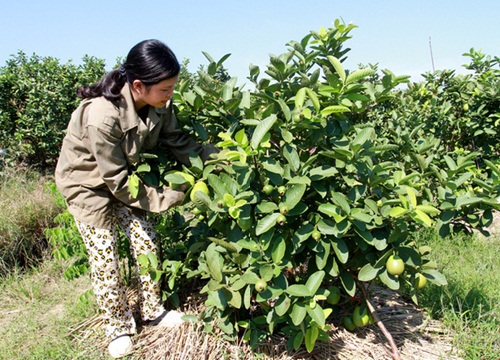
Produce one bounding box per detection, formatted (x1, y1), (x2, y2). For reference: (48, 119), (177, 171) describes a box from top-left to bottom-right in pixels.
(87, 124), (184, 213)
(158, 103), (219, 166)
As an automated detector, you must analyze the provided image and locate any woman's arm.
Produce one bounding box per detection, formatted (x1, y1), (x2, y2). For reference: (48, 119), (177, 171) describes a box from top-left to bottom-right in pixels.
(87, 124), (184, 212)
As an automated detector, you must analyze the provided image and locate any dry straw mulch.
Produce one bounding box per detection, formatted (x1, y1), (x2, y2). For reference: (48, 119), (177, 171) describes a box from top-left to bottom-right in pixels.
(70, 286), (462, 360)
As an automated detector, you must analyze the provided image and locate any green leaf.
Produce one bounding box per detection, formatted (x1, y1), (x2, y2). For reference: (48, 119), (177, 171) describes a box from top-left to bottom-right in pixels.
(240, 90), (251, 109)
(207, 174), (230, 198)
(286, 284), (311, 297)
(259, 264), (274, 282)
(283, 145), (300, 173)
(345, 68), (376, 85)
(407, 186), (418, 209)
(271, 236), (286, 264)
(221, 79), (235, 102)
(413, 208), (433, 227)
(295, 87), (307, 108)
(305, 325), (319, 353)
(275, 295), (291, 316)
(251, 115), (277, 150)
(136, 163), (151, 173)
(241, 271), (260, 284)
(137, 253), (149, 268)
(305, 270), (325, 295)
(261, 159), (284, 177)
(390, 207), (409, 217)
(331, 238), (349, 264)
(292, 331), (304, 351)
(327, 55), (346, 83)
(147, 252), (158, 269)
(318, 203), (340, 218)
(444, 155), (457, 171)
(306, 303), (326, 327)
(321, 105), (350, 115)
(357, 263), (381, 281)
(305, 88), (320, 112)
(309, 165), (339, 180)
(206, 244), (223, 282)
(353, 128), (373, 149)
(455, 194), (482, 208)
(277, 98), (291, 121)
(255, 201), (279, 214)
(281, 184), (306, 210)
(379, 270), (400, 290)
(416, 204), (440, 216)
(484, 159), (500, 177)
(350, 210), (373, 223)
(331, 192), (351, 215)
(422, 269), (447, 286)
(340, 270), (356, 296)
(315, 241), (330, 270)
(228, 289), (242, 308)
(290, 302), (307, 326)
(128, 173), (140, 198)
(244, 285), (252, 309)
(255, 213), (281, 236)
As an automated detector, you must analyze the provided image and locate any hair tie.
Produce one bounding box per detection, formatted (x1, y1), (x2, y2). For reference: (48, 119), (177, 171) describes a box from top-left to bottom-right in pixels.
(118, 65), (127, 77)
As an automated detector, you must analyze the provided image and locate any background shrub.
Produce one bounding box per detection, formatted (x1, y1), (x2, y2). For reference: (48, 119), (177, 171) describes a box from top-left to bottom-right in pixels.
(0, 53), (106, 170)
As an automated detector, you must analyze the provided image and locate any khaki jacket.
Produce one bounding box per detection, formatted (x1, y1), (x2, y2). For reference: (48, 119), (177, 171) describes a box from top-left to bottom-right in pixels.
(55, 83), (217, 229)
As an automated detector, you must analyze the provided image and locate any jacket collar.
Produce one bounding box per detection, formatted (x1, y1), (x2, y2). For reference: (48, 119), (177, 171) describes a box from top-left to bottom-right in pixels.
(118, 83), (163, 132)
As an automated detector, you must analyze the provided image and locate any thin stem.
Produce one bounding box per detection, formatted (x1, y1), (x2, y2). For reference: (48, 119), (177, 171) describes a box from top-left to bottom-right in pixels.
(358, 281), (401, 360)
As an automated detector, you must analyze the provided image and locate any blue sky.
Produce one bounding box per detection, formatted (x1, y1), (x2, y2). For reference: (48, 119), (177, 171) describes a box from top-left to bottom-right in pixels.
(1, 1), (498, 88)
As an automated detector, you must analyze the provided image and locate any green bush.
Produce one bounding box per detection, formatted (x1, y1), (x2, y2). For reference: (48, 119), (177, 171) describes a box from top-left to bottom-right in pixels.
(0, 52), (106, 170)
(367, 49), (500, 157)
(131, 20), (500, 353)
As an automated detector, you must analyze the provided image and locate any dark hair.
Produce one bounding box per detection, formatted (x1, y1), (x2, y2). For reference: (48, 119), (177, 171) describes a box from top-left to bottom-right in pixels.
(77, 39), (180, 101)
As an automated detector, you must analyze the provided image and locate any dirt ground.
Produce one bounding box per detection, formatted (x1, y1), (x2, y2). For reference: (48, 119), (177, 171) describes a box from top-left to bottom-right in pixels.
(72, 284), (463, 360)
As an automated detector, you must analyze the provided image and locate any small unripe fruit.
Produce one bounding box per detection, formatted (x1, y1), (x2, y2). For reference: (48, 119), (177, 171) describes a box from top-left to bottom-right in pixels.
(279, 205), (289, 215)
(263, 184), (274, 195)
(343, 316), (356, 331)
(237, 217), (252, 231)
(353, 305), (370, 327)
(415, 273), (427, 289)
(190, 181), (209, 202)
(326, 286), (340, 305)
(277, 186), (286, 196)
(277, 214), (287, 226)
(192, 207), (203, 216)
(255, 279), (267, 293)
(311, 230), (321, 241)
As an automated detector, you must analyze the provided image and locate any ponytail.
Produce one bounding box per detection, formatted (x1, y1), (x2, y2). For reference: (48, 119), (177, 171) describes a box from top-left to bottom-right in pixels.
(76, 66), (127, 101)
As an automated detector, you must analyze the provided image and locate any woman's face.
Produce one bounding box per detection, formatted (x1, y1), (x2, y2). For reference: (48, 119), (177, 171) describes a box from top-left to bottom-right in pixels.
(132, 76), (178, 109)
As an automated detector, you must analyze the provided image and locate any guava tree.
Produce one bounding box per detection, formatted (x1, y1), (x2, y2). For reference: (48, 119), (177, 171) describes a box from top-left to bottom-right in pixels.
(132, 20), (500, 357)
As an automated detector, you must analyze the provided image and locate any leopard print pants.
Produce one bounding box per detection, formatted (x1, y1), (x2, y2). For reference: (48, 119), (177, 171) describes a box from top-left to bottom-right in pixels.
(75, 202), (165, 340)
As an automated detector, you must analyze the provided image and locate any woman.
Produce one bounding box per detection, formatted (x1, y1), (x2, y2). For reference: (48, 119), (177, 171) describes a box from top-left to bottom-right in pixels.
(55, 39), (217, 358)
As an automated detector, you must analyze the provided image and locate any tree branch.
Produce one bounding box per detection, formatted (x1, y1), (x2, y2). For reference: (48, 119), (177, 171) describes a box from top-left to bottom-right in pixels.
(358, 281), (401, 360)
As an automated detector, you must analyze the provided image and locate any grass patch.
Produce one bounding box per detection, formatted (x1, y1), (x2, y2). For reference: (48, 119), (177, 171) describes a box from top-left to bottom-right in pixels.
(0, 166), (65, 275)
(0, 258), (103, 360)
(415, 229), (500, 359)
